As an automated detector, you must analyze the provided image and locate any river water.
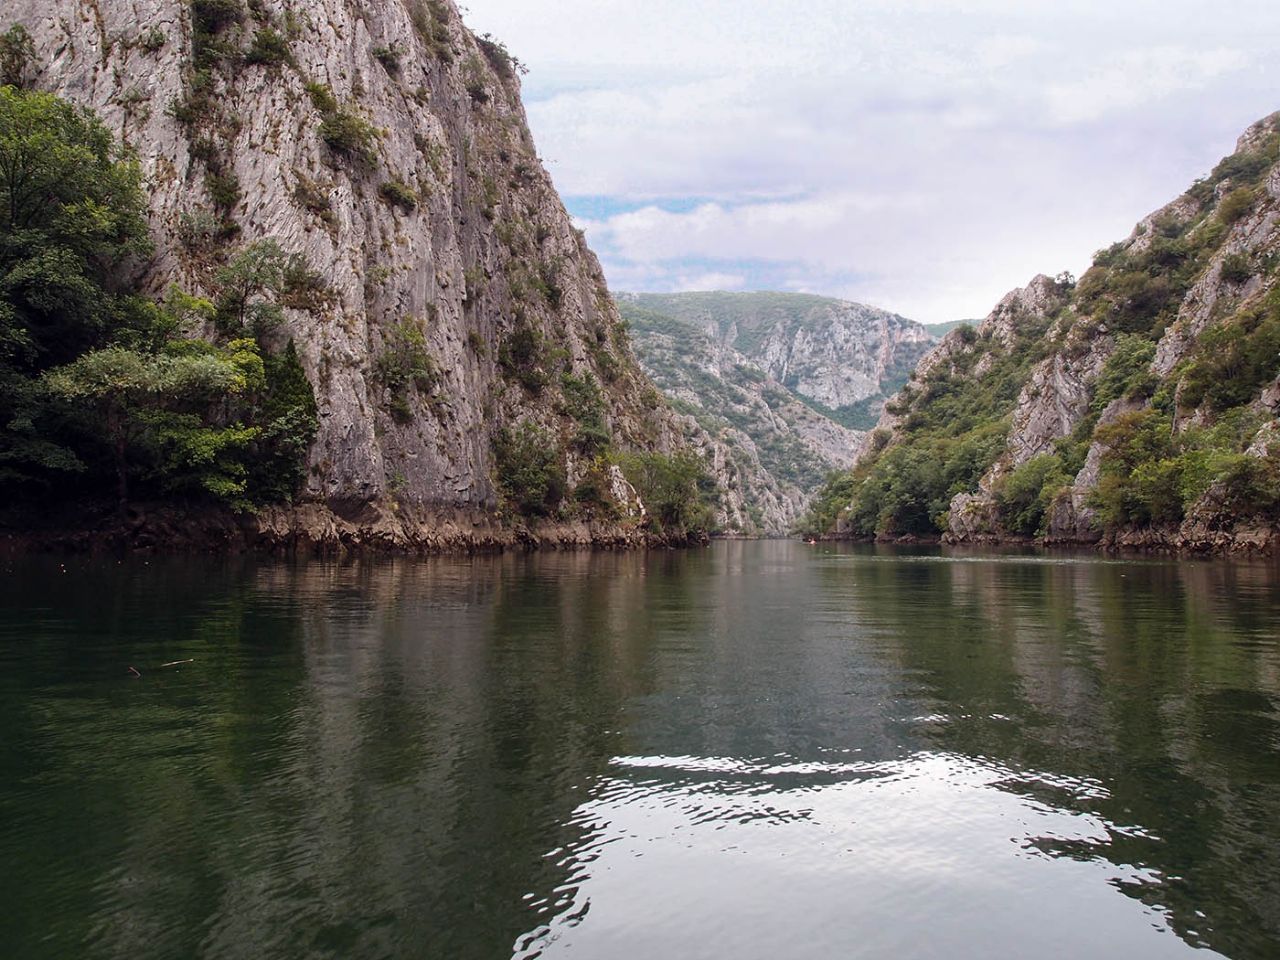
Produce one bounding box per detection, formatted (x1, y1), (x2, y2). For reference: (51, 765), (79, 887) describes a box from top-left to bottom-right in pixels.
(2, 542), (1278, 959)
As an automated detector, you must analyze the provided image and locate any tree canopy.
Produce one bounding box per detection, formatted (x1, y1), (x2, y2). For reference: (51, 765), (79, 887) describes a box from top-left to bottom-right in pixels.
(0, 87), (150, 369)
(0, 85), (318, 517)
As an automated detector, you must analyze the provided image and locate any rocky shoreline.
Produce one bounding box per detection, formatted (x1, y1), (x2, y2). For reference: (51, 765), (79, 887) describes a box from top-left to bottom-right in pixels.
(818, 525), (1280, 556)
(0, 501), (708, 556)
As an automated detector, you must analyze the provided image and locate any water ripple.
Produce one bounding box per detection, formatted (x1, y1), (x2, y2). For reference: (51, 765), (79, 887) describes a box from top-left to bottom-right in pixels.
(514, 750), (1214, 959)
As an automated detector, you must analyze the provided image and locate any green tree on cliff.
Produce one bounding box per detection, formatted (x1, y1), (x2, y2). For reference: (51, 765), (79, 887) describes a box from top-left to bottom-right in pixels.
(45, 340), (264, 510)
(0, 85), (318, 510)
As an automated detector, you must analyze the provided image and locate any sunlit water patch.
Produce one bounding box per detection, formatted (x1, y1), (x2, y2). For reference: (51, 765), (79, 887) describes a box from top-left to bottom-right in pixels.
(515, 752), (1213, 959)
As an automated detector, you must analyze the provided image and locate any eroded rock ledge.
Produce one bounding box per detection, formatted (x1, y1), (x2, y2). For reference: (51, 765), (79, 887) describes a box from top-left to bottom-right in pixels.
(1, 502), (707, 555)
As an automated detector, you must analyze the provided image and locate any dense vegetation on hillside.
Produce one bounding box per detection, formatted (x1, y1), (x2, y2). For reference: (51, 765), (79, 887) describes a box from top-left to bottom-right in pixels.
(803, 118), (1280, 540)
(0, 72), (318, 517)
(800, 282), (1069, 537)
(490, 381), (719, 536)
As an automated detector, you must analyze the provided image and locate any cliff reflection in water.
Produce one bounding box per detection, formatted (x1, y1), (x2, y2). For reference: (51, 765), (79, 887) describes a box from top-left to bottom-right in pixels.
(1, 544), (1277, 960)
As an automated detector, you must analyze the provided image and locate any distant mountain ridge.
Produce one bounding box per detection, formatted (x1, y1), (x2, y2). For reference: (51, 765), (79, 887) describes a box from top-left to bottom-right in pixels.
(922, 320), (974, 338)
(620, 291), (934, 429)
(618, 291), (935, 534)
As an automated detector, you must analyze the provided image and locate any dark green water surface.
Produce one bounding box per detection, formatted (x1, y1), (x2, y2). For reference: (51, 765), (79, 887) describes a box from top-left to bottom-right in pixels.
(2, 542), (1279, 959)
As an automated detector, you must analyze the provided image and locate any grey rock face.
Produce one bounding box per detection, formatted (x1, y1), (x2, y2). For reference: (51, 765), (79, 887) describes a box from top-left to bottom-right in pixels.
(946, 492), (999, 541)
(622, 292), (933, 425)
(984, 274), (1063, 349)
(1005, 336), (1111, 470)
(13, 0), (691, 536)
(748, 303), (931, 411)
(620, 293), (931, 533)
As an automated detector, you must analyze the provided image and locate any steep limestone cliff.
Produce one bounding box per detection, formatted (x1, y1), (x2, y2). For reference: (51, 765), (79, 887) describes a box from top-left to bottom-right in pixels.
(623, 292), (934, 430)
(817, 112), (1280, 553)
(10, 0), (706, 548)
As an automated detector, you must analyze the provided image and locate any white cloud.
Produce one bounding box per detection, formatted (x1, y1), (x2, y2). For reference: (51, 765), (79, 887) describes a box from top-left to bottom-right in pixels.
(462, 1), (1280, 322)
(1045, 47), (1249, 125)
(589, 192), (925, 266)
(677, 272), (748, 291)
(973, 35), (1045, 70)
(582, 191), (1113, 323)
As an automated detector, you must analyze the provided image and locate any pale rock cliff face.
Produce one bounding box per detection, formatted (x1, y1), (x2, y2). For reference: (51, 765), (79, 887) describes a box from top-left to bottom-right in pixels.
(983, 275), (1063, 350)
(674, 418), (804, 536)
(1005, 346), (1109, 469)
(13, 0), (705, 546)
(623, 293), (933, 428)
(619, 293), (923, 534)
(748, 305), (930, 411)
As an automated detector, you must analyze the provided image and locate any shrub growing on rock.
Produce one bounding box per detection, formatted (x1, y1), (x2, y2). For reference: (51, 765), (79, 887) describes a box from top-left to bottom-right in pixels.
(375, 319), (438, 423)
(378, 179), (418, 211)
(996, 454), (1071, 536)
(0, 24), (36, 87)
(319, 108), (380, 166)
(493, 423), (566, 517)
(372, 45), (401, 75)
(245, 28), (291, 67)
(1220, 252), (1252, 284)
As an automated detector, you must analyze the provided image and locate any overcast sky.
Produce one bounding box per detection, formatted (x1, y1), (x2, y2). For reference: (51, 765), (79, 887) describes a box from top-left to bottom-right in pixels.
(462, 1), (1280, 324)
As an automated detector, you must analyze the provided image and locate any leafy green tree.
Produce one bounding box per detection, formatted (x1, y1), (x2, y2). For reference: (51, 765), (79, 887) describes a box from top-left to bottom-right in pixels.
(854, 443), (948, 536)
(0, 87), (319, 513)
(44, 339), (264, 510)
(245, 340), (318, 502)
(560, 372), (610, 454)
(493, 422), (566, 517)
(997, 454), (1071, 536)
(1089, 410), (1181, 527)
(617, 451), (717, 534)
(212, 239), (289, 339)
(1091, 334), (1157, 413)
(1178, 302), (1280, 413)
(796, 470), (858, 537)
(0, 87), (151, 486)
(0, 87), (149, 368)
